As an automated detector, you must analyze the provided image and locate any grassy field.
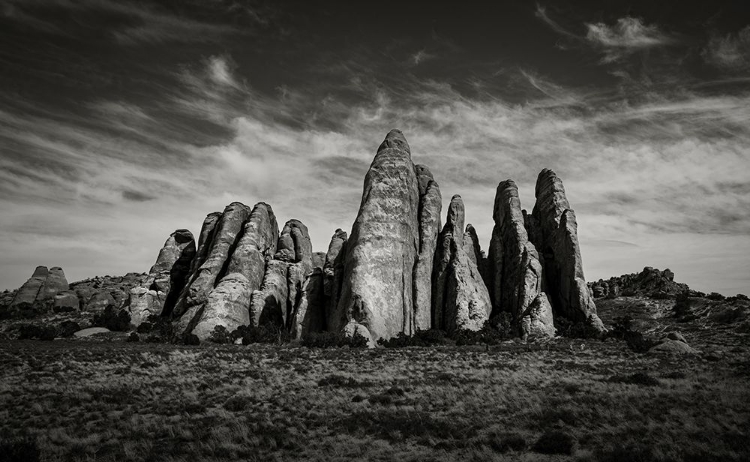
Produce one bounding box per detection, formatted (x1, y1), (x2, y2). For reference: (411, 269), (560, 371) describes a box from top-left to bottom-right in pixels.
(1, 328), (749, 461)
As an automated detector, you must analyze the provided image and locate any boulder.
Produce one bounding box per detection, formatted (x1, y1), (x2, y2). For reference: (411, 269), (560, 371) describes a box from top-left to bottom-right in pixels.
(528, 169), (604, 332)
(336, 130), (421, 340)
(85, 291), (115, 313)
(520, 293), (555, 338)
(433, 195), (491, 333)
(53, 290), (79, 312)
(73, 327), (110, 338)
(649, 339), (697, 355)
(413, 166), (442, 332)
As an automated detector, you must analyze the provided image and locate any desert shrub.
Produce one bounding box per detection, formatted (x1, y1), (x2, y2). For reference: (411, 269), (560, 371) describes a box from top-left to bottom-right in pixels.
(555, 316), (601, 339)
(488, 432), (527, 453)
(182, 333), (200, 345)
(608, 372), (660, 386)
(302, 330), (368, 348)
(142, 315), (175, 343)
(0, 437), (40, 462)
(207, 325), (231, 344)
(709, 307), (748, 324)
(231, 324), (290, 345)
(453, 318), (514, 346)
(378, 329), (449, 348)
(92, 305), (131, 331)
(126, 332), (140, 342)
(136, 322), (153, 334)
(12, 302), (46, 319)
(706, 292), (725, 301)
(624, 331), (658, 353)
(318, 375), (362, 388)
(622, 288), (637, 297)
(688, 290), (705, 298)
(58, 321), (80, 338)
(532, 430), (576, 455)
(223, 395), (255, 411)
(18, 324), (56, 341)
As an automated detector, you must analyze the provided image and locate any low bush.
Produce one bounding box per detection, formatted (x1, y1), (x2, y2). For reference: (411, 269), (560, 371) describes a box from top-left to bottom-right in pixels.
(92, 305), (131, 331)
(182, 333), (200, 345)
(18, 324), (56, 341)
(302, 330), (368, 348)
(207, 325), (232, 344)
(231, 324), (290, 345)
(673, 292), (692, 318)
(555, 317), (601, 339)
(453, 317), (514, 346)
(57, 321), (80, 338)
(126, 332), (140, 342)
(532, 430), (576, 455)
(141, 315), (176, 343)
(706, 292), (725, 301)
(378, 329), (449, 348)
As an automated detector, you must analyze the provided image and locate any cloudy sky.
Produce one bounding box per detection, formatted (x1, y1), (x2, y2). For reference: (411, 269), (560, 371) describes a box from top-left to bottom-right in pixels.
(1, 1), (749, 295)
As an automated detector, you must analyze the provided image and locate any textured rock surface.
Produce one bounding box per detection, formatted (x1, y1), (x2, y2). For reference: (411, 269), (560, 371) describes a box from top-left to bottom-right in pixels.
(191, 274), (253, 340)
(129, 229), (196, 324)
(251, 259), (289, 328)
(433, 195), (491, 333)
(289, 268), (325, 339)
(590, 267), (689, 299)
(336, 130), (420, 340)
(488, 180), (552, 338)
(323, 229), (348, 332)
(11, 266), (50, 307)
(529, 169), (604, 332)
(189, 203), (279, 336)
(174, 202), (251, 316)
(413, 166), (442, 332)
(42, 267), (70, 302)
(54, 291), (79, 311)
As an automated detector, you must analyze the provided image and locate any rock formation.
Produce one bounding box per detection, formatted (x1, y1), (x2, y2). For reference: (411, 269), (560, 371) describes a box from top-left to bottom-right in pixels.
(590, 267), (689, 299)
(526, 169), (604, 332)
(128, 229), (196, 325)
(334, 129), (421, 342)
(10, 266), (69, 308)
(432, 195), (491, 333)
(489, 180), (554, 338)
(413, 165), (442, 332)
(173, 202), (252, 318)
(323, 229), (348, 332)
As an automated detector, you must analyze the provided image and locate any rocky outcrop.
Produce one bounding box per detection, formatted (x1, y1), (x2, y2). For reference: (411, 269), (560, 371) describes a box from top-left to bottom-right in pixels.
(489, 180), (554, 338)
(188, 203), (278, 339)
(590, 267), (689, 299)
(128, 229), (196, 325)
(323, 229), (348, 332)
(413, 165), (442, 332)
(173, 203), (252, 317)
(335, 130), (421, 341)
(289, 267), (325, 339)
(433, 195), (491, 333)
(54, 291), (79, 312)
(11, 266), (69, 308)
(527, 169), (604, 332)
(250, 259), (289, 328)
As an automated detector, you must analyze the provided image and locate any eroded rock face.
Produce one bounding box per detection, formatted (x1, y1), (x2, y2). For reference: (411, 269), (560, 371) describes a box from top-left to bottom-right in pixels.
(189, 203), (279, 337)
(289, 267), (325, 339)
(11, 266), (64, 307)
(336, 129), (421, 340)
(413, 166), (442, 332)
(488, 180), (552, 337)
(590, 267), (689, 299)
(174, 202), (251, 316)
(433, 195), (491, 333)
(250, 259), (289, 328)
(129, 229), (196, 325)
(11, 266), (47, 307)
(528, 169), (604, 332)
(323, 229), (348, 332)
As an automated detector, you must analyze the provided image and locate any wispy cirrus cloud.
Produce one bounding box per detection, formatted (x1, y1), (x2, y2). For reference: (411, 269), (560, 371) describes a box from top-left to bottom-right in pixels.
(702, 25), (750, 71)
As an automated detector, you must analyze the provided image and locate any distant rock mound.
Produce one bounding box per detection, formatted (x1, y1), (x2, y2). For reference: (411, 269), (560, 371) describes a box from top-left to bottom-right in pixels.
(590, 267), (689, 299)
(11, 266), (69, 308)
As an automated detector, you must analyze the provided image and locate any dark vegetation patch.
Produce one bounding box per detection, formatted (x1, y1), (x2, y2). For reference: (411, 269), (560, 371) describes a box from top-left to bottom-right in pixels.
(91, 305), (131, 332)
(607, 372), (661, 387)
(301, 330), (368, 348)
(532, 430), (577, 455)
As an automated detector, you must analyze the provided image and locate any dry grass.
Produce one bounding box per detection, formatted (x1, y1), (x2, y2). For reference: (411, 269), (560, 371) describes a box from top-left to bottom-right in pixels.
(0, 334), (748, 461)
